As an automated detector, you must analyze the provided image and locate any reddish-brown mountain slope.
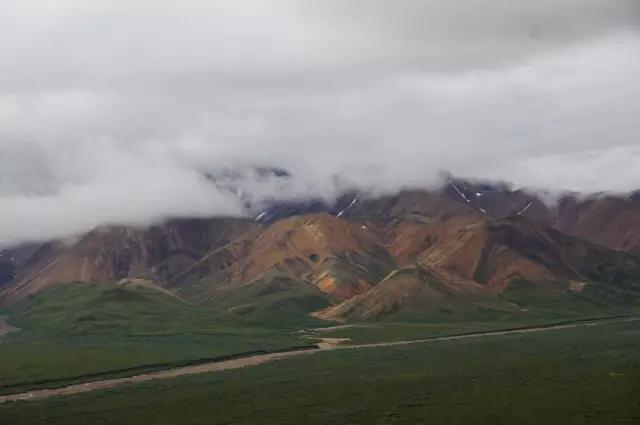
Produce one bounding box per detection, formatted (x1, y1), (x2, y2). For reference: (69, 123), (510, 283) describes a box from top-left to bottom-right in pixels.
(317, 265), (511, 321)
(0, 218), (258, 305)
(555, 196), (640, 254)
(173, 213), (395, 302)
(440, 179), (640, 255)
(319, 215), (640, 321)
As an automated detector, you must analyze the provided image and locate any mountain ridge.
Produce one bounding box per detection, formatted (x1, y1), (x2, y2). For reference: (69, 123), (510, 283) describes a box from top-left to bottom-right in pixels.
(2, 178), (640, 321)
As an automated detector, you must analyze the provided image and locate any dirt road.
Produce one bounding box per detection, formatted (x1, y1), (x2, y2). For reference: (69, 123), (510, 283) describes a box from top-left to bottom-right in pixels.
(1, 316), (637, 404)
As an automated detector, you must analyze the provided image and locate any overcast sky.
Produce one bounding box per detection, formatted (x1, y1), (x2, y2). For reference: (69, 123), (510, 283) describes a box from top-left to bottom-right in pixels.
(1, 0), (639, 245)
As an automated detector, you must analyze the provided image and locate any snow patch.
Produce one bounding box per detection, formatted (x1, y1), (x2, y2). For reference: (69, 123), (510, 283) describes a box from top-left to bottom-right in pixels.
(516, 201), (533, 216)
(449, 182), (469, 202)
(336, 196), (358, 218)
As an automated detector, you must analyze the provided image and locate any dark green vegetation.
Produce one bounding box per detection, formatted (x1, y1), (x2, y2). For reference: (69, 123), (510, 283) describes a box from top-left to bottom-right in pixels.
(205, 274), (332, 328)
(1, 278), (638, 396)
(310, 315), (633, 345)
(0, 282), (305, 394)
(1, 319), (639, 424)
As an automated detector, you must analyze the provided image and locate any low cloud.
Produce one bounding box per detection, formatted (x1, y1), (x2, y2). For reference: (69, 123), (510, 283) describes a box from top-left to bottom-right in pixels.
(1, 0), (639, 245)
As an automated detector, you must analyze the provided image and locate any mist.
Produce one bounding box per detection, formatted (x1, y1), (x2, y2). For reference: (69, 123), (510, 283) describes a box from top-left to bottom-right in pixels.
(1, 0), (639, 246)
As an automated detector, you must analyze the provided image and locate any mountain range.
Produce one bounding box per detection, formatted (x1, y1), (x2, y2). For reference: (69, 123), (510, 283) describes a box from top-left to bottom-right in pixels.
(2, 178), (640, 322)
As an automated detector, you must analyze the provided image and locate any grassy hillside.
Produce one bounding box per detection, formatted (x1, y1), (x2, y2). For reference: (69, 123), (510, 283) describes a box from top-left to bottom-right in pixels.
(206, 274), (333, 327)
(1, 275), (637, 397)
(0, 281), (305, 393)
(501, 278), (640, 316)
(1, 319), (638, 424)
(8, 280), (216, 335)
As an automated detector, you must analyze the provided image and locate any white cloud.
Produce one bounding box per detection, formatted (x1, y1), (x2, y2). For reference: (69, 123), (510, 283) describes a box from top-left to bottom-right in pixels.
(0, 0), (639, 245)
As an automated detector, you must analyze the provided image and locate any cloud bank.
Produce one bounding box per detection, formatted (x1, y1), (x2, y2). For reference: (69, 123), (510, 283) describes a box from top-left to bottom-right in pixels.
(1, 0), (639, 245)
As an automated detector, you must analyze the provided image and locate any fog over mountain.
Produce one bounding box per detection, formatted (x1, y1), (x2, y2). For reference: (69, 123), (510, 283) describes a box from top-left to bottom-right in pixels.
(1, 0), (639, 246)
